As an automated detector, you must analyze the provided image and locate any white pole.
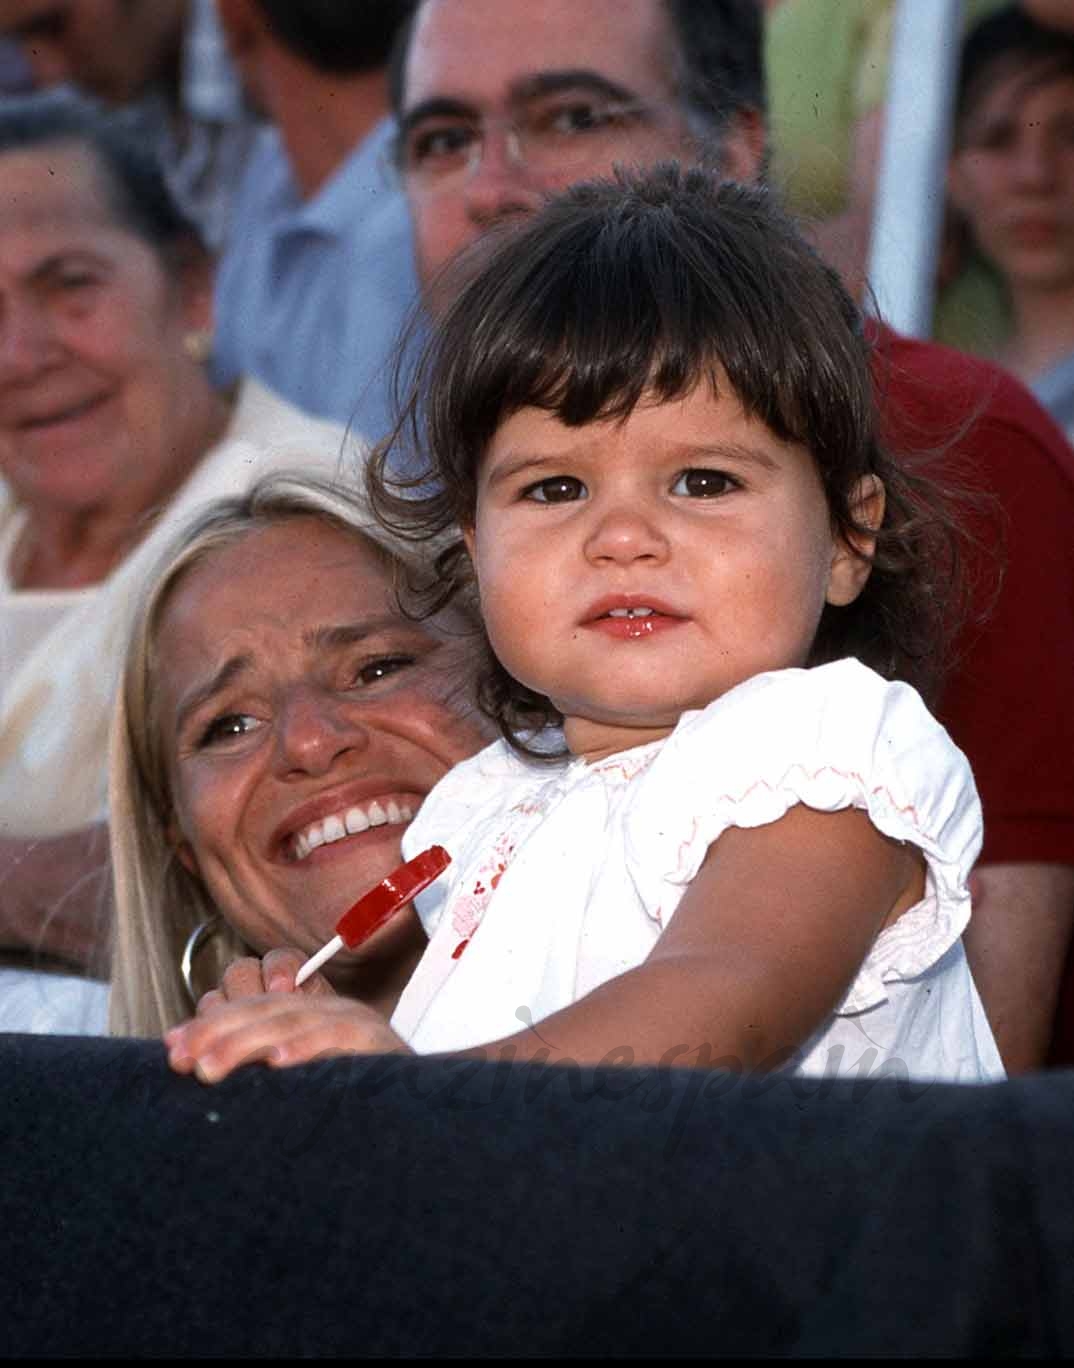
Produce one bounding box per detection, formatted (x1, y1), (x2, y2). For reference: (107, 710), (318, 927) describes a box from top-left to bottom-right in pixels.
(865, 0), (964, 337)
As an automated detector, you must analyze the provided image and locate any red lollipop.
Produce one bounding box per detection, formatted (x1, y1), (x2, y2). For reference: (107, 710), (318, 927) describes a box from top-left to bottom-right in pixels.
(293, 845), (451, 987)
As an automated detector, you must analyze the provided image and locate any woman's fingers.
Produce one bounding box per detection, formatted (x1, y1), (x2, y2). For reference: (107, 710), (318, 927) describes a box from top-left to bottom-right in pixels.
(216, 957), (271, 1001)
(165, 994), (409, 1083)
(208, 948), (326, 1006)
(260, 946), (333, 995)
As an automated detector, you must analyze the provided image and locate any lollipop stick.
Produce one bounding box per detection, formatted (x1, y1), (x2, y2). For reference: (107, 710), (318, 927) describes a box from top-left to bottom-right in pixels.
(294, 934), (343, 988)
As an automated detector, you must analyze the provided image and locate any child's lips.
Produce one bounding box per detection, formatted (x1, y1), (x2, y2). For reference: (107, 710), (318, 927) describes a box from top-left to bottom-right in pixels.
(580, 593), (685, 624)
(579, 597), (688, 639)
(584, 611), (687, 640)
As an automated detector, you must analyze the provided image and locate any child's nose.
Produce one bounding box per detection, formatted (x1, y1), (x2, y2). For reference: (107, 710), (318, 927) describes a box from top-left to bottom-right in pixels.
(274, 685), (372, 778)
(583, 504), (669, 566)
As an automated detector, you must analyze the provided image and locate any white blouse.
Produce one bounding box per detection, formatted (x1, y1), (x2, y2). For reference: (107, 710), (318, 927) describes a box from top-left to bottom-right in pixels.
(392, 659), (1004, 1083)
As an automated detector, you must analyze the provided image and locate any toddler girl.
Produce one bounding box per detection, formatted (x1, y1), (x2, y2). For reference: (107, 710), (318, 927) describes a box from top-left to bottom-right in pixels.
(167, 166), (1003, 1083)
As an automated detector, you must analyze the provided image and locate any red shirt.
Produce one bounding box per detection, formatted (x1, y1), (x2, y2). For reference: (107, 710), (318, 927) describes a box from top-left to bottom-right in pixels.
(870, 324), (1074, 866)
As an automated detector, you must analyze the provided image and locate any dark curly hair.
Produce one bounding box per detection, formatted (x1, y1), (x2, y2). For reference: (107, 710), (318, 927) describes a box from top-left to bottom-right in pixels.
(367, 164), (966, 757)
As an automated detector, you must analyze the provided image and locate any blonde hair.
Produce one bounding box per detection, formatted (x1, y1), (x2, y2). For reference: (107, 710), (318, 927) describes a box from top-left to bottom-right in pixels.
(107, 470), (459, 1037)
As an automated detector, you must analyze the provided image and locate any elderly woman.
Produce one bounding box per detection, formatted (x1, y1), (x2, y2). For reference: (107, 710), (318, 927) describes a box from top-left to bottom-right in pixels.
(109, 473), (489, 1037)
(0, 94), (347, 1029)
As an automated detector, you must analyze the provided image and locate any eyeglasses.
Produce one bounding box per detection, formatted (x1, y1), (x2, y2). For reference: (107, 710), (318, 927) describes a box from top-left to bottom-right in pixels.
(393, 94), (664, 192)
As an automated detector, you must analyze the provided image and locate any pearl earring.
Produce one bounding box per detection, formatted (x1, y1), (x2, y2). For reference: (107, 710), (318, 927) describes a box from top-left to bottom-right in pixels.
(182, 329), (214, 365)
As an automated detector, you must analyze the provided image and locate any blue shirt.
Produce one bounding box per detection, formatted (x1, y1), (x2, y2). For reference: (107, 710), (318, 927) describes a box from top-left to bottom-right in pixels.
(211, 118), (421, 442)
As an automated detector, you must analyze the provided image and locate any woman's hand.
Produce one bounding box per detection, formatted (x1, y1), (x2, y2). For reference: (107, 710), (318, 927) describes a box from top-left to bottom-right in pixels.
(164, 993), (412, 1084)
(196, 947), (335, 1011)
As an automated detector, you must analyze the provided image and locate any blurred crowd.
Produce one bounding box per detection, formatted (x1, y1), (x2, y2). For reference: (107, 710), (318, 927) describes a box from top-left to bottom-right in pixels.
(0, 0), (1070, 1075)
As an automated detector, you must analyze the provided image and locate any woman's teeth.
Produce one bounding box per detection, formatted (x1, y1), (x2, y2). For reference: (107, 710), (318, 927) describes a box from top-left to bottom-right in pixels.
(607, 606), (655, 618)
(292, 800), (414, 861)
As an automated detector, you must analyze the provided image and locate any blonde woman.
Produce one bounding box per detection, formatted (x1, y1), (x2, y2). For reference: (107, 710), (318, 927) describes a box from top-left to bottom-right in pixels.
(109, 472), (489, 1037)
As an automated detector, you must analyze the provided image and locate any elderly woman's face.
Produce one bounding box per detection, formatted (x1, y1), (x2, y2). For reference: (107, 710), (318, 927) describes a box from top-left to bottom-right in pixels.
(0, 143), (200, 510)
(156, 517), (488, 966)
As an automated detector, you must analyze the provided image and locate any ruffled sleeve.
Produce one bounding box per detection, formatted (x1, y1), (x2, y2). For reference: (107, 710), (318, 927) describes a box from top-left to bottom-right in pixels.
(622, 659), (982, 1014)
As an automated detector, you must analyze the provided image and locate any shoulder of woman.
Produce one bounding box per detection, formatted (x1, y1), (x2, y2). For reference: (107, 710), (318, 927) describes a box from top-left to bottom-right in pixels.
(225, 378), (352, 458)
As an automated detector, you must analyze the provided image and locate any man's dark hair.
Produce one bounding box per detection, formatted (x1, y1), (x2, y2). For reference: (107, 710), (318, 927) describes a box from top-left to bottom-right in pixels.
(664, 0), (766, 131)
(388, 0), (766, 129)
(255, 0), (418, 76)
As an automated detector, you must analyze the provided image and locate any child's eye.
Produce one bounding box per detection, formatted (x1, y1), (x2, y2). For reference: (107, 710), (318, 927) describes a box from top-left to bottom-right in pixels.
(671, 468), (737, 498)
(353, 654), (417, 686)
(522, 476), (587, 503)
(198, 713), (260, 748)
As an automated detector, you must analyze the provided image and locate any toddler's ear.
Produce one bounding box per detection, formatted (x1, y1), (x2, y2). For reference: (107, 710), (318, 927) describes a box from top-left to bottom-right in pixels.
(826, 475), (885, 607)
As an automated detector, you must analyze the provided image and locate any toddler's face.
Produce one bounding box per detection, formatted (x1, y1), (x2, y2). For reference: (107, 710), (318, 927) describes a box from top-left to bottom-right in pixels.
(464, 383), (880, 762)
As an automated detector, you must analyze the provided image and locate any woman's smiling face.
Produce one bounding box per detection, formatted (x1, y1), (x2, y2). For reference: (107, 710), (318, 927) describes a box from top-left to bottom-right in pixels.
(156, 516), (488, 968)
(0, 143), (204, 515)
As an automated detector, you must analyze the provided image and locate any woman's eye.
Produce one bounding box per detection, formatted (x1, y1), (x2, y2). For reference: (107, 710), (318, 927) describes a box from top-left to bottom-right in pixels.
(198, 713), (260, 748)
(42, 270), (101, 305)
(522, 476), (586, 503)
(354, 654), (417, 686)
(671, 468), (736, 498)
(969, 120), (1015, 153)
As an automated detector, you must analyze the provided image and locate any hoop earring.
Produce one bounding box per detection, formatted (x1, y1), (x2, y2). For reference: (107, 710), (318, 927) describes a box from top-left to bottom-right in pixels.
(180, 916), (223, 1007)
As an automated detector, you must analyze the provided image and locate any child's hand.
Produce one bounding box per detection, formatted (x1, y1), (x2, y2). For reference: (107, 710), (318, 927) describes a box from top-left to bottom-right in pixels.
(164, 994), (412, 1084)
(196, 947), (333, 1012)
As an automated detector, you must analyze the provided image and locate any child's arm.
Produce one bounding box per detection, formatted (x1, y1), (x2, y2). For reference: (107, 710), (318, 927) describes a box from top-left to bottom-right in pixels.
(495, 802), (924, 1069)
(166, 803), (922, 1080)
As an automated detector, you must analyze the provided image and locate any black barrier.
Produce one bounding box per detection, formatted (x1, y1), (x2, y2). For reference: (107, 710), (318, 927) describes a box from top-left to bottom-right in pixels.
(1, 1033), (1072, 1357)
